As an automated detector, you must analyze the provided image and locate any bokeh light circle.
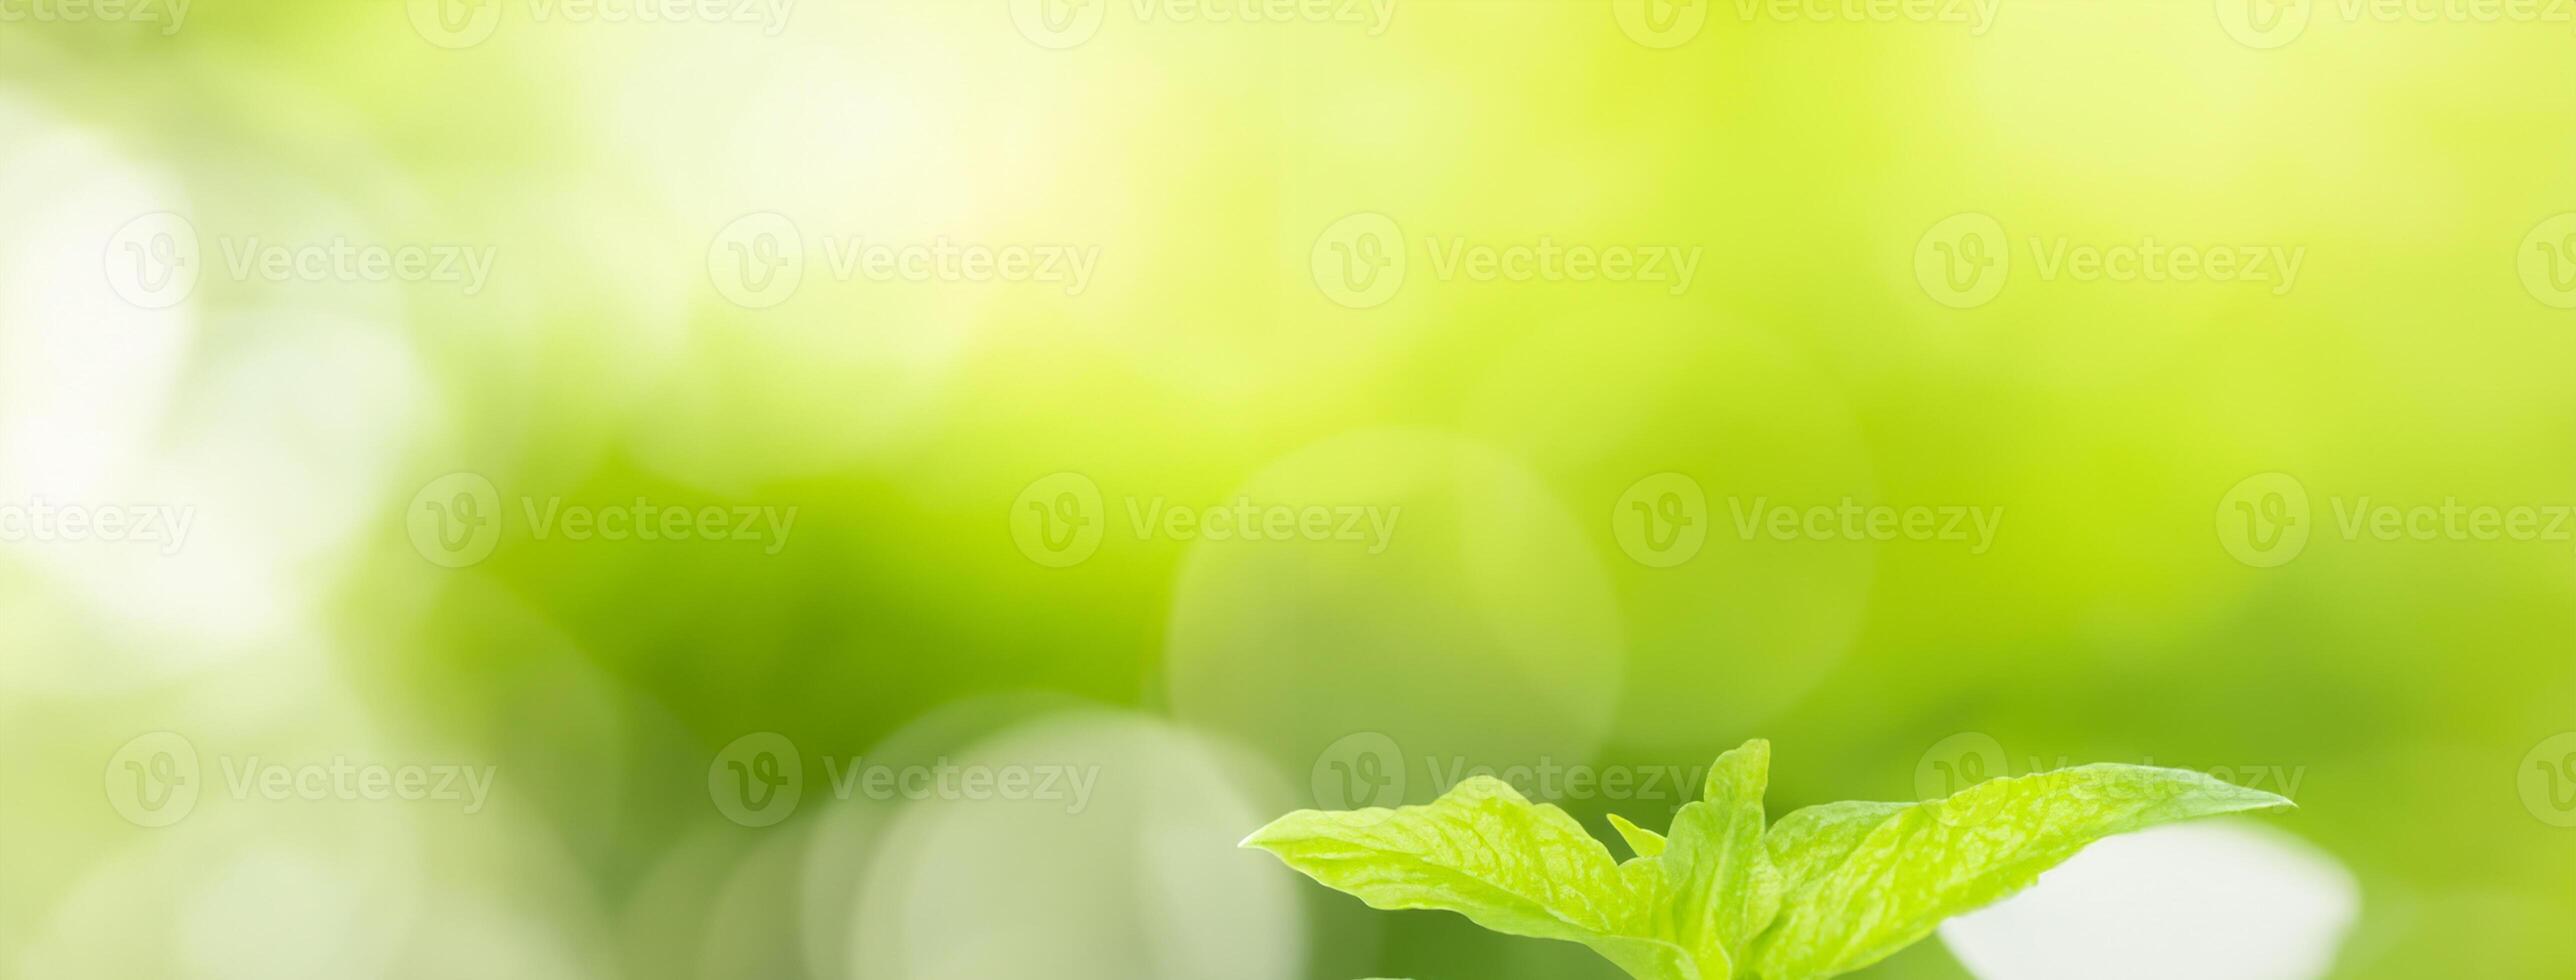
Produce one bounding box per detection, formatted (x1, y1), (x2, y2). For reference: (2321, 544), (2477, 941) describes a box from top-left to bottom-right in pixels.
(849, 709), (1302, 980)
(1164, 428), (1625, 806)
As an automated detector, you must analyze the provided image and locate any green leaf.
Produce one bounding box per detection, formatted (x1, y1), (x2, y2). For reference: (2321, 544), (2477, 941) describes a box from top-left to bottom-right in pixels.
(1618, 853), (1674, 947)
(1752, 764), (2294, 980)
(1761, 800), (1910, 906)
(1660, 740), (1783, 978)
(1608, 813), (1668, 859)
(1243, 776), (1700, 980)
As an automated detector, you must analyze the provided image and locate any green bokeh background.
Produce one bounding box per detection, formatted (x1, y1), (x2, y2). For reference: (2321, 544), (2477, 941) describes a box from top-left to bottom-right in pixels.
(4, 1), (2575, 977)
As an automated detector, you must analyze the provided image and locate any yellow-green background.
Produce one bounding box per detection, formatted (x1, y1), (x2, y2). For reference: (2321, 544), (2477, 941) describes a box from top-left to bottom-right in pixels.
(4, 1), (2574, 977)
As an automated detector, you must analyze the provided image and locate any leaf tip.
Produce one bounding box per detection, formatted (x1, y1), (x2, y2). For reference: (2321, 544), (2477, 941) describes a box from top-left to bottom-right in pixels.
(1238, 812), (1305, 852)
(1705, 738), (1774, 802)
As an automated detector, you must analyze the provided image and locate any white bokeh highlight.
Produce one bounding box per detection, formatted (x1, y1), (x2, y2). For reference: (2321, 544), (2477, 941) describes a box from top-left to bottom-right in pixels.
(14, 803), (424, 980)
(0, 91), (437, 695)
(850, 709), (1302, 980)
(1940, 821), (2359, 980)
